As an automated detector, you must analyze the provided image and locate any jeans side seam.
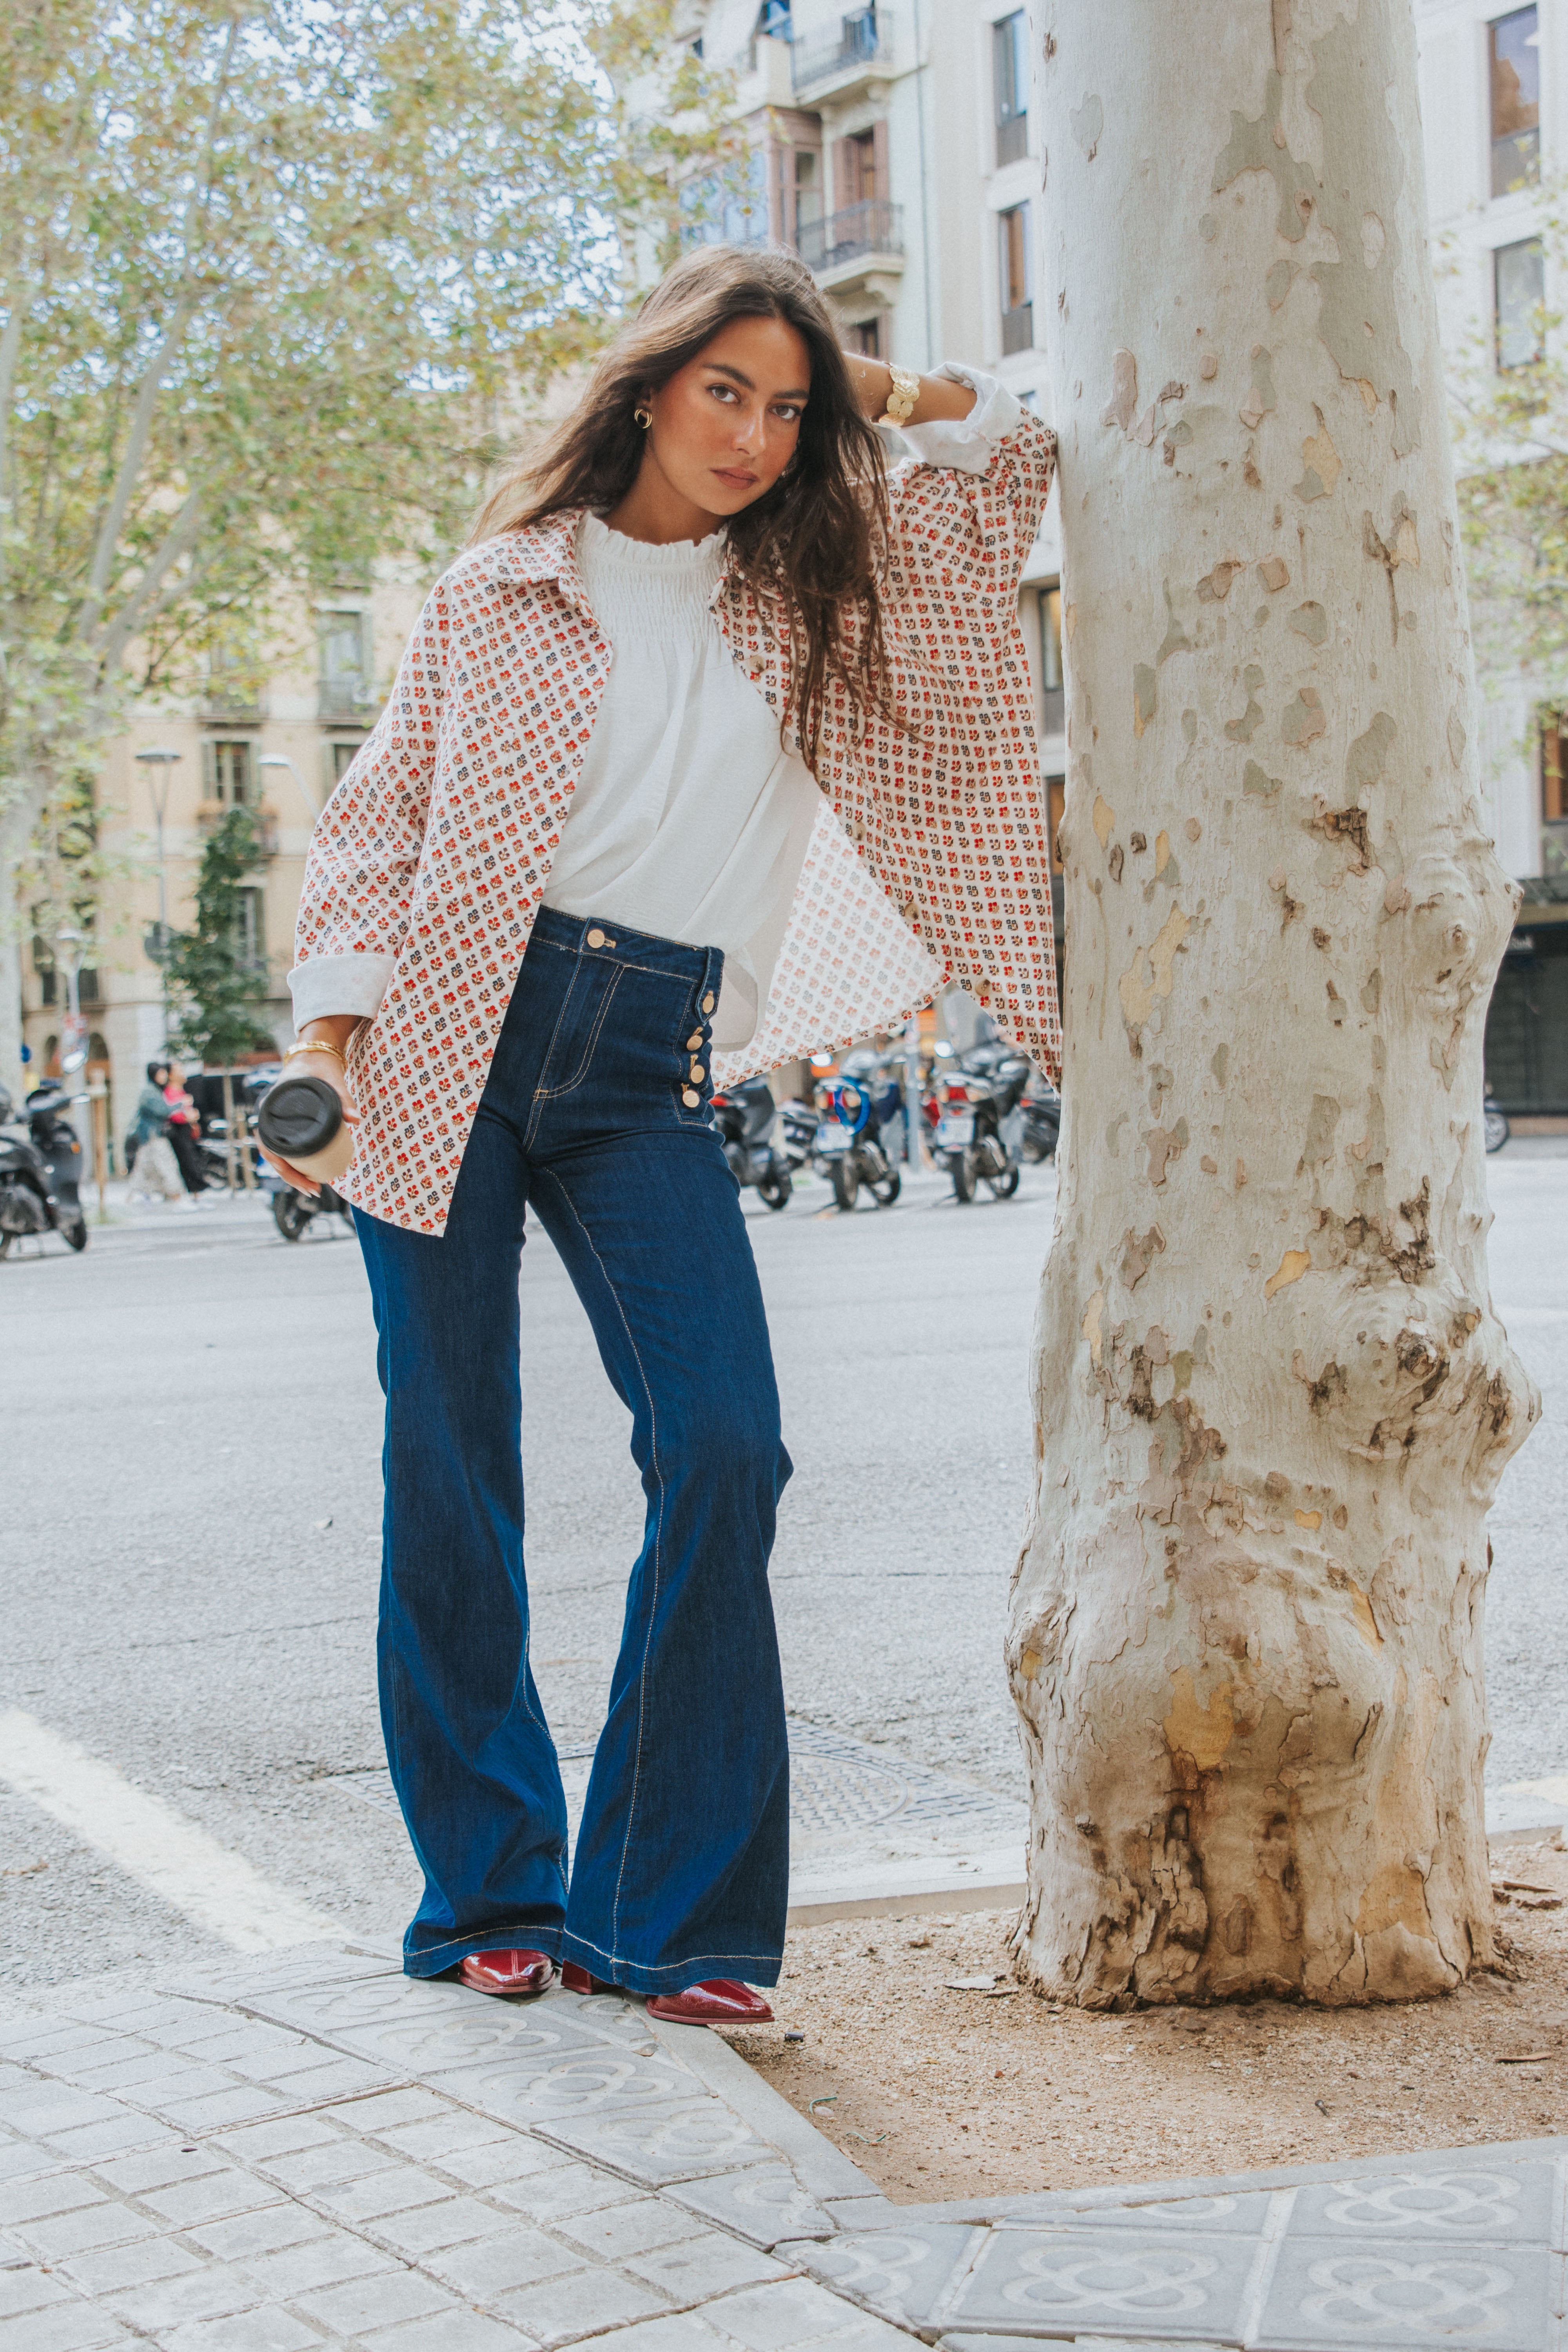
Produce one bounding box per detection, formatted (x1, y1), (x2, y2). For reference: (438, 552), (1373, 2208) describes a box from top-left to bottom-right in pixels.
(539, 1166), (663, 1961)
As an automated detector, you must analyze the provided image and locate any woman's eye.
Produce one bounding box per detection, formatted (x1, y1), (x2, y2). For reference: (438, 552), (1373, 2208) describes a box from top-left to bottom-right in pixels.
(773, 403), (801, 422)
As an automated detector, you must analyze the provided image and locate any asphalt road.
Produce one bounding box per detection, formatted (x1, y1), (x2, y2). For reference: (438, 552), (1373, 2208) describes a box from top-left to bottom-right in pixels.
(1, 1144), (1563, 1989)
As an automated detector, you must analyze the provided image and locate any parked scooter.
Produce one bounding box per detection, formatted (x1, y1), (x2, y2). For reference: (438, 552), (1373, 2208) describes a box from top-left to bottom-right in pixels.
(926, 1044), (1029, 1203)
(777, 1094), (820, 1171)
(1484, 1096), (1510, 1154)
(711, 1075), (793, 1210)
(812, 1050), (903, 1211)
(0, 1082), (88, 1257)
(261, 1162), (355, 1241)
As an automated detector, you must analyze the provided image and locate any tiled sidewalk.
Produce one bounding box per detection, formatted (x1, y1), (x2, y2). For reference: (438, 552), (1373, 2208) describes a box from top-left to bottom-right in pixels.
(1, 1943), (1564, 2350)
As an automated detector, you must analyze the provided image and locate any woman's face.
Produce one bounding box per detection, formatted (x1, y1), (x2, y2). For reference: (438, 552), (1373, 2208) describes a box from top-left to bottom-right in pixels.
(643, 316), (811, 521)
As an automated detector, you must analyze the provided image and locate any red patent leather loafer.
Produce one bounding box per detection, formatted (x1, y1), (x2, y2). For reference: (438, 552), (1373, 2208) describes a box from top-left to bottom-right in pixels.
(460, 1948), (555, 1998)
(560, 1962), (620, 1996)
(646, 1979), (774, 2025)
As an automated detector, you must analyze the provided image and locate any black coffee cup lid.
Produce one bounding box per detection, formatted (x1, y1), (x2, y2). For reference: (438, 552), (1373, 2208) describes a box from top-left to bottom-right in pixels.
(258, 1072), (343, 1156)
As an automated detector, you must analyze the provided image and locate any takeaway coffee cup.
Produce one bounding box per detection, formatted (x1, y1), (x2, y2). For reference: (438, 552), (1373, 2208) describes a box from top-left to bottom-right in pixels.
(256, 1071), (356, 1185)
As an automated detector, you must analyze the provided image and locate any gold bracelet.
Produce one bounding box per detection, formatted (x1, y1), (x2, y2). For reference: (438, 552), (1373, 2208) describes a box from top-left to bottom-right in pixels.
(879, 364), (920, 427)
(284, 1038), (347, 1071)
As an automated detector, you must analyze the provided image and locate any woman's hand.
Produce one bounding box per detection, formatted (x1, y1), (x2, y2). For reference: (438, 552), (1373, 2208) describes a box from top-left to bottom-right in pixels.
(261, 1019), (363, 1196)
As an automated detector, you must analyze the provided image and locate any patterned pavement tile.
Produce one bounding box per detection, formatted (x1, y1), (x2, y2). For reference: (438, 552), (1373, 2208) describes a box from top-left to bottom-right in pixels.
(800, 2221), (978, 2327)
(946, 2225), (1263, 2341)
(668, 2163), (838, 2248)
(1254, 2234), (1559, 2350)
(534, 2094), (784, 2187)
(1286, 2161), (1559, 2246)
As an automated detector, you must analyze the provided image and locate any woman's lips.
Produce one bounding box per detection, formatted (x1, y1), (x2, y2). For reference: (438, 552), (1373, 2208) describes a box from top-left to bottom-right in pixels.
(713, 467), (757, 489)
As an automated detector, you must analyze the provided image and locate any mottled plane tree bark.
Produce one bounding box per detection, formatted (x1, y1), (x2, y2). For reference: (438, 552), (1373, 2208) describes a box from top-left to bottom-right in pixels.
(1011, 0), (1537, 2006)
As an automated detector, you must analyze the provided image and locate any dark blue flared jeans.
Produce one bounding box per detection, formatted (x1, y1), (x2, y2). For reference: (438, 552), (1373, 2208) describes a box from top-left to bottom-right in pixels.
(354, 907), (791, 1990)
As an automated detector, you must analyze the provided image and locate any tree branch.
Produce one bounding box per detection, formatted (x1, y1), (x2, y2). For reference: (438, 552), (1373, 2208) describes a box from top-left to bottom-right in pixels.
(92, 489), (204, 669)
(77, 15), (239, 647)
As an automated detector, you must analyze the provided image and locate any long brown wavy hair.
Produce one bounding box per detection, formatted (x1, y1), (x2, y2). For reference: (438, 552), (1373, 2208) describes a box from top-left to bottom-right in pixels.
(468, 244), (892, 765)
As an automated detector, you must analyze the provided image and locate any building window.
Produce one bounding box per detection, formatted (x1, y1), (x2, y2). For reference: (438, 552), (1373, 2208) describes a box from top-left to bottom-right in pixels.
(319, 610), (371, 720)
(848, 318), (882, 359)
(993, 10), (1028, 166)
(793, 147), (821, 243)
(1038, 581), (1064, 736)
(847, 128), (878, 203)
(236, 887), (266, 975)
(1495, 236), (1544, 367)
(999, 203), (1033, 354)
(203, 739), (253, 805)
(756, 0), (790, 34)
(1490, 7), (1540, 195)
(329, 740), (365, 785)
(1543, 713), (1568, 874)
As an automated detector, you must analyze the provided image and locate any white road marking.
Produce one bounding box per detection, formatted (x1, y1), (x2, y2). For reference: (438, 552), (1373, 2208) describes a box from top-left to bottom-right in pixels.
(0, 1709), (349, 1952)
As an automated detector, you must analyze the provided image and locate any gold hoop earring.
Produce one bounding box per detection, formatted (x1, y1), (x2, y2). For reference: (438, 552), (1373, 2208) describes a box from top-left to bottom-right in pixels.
(633, 405), (652, 430)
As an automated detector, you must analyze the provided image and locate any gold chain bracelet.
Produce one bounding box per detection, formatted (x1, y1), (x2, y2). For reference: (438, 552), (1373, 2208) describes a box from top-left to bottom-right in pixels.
(283, 1038), (347, 1072)
(879, 364), (920, 427)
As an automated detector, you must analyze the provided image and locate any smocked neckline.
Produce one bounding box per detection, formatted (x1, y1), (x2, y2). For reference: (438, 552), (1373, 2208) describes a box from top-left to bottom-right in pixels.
(580, 511), (725, 574)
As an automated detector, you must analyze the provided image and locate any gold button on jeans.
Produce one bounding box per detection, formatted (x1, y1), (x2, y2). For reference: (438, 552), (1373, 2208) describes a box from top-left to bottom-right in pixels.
(586, 927), (606, 949)
(687, 1032), (702, 1050)
(682, 1088), (701, 1108)
(690, 1063), (705, 1083)
(701, 993), (715, 1014)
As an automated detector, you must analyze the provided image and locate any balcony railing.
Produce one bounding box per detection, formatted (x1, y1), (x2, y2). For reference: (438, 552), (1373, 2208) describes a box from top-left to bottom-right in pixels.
(198, 805), (279, 857)
(797, 199), (904, 275)
(319, 681), (375, 723)
(200, 690), (263, 724)
(792, 6), (887, 94)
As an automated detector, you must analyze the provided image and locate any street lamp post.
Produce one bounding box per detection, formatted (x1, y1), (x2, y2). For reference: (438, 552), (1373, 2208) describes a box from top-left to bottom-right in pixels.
(258, 754), (321, 823)
(53, 923), (94, 1187)
(134, 746), (182, 1046)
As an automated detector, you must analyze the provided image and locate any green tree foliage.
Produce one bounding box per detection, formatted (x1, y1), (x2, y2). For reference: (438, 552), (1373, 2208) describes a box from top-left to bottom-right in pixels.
(0, 0), (731, 1085)
(1448, 205), (1568, 696)
(164, 807), (274, 1068)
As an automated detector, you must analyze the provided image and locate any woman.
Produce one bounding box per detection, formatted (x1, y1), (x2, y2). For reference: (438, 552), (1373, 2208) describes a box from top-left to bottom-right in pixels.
(127, 1062), (185, 1203)
(162, 1063), (209, 1199)
(269, 245), (1059, 2017)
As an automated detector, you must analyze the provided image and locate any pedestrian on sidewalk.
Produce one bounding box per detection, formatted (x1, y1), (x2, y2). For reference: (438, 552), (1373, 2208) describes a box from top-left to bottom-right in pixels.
(263, 245), (1060, 2017)
(163, 1062), (209, 1201)
(126, 1061), (184, 1203)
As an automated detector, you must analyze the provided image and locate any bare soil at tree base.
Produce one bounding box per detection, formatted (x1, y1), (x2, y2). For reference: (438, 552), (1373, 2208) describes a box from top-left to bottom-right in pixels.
(722, 1837), (1568, 2204)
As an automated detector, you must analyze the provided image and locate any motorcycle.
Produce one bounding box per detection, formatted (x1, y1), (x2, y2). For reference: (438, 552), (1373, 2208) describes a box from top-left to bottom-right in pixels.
(1020, 1071), (1062, 1163)
(0, 1082), (88, 1258)
(711, 1075), (793, 1210)
(812, 1050), (903, 1212)
(261, 1160), (355, 1242)
(926, 1045), (1029, 1203)
(777, 1094), (820, 1171)
(1484, 1096), (1510, 1155)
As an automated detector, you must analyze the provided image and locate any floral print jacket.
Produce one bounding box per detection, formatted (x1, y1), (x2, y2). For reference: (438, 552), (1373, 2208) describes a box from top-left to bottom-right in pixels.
(293, 406), (1060, 1233)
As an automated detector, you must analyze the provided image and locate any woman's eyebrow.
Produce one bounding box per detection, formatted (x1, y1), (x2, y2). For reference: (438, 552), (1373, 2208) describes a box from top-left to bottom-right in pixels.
(704, 361), (810, 400)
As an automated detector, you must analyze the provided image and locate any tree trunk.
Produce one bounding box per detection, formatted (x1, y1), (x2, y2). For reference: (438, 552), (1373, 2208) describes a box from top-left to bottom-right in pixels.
(0, 799), (31, 1103)
(1012, 0), (1538, 2008)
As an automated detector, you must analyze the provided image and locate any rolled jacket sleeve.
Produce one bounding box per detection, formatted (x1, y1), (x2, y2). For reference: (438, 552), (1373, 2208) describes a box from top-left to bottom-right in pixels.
(877, 364), (1024, 477)
(287, 950), (398, 1026)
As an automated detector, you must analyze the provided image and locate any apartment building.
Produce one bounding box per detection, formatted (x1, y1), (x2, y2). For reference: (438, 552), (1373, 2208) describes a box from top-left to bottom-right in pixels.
(1417, 0), (1568, 1111)
(20, 571), (424, 1128)
(31, 5), (1564, 1129)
